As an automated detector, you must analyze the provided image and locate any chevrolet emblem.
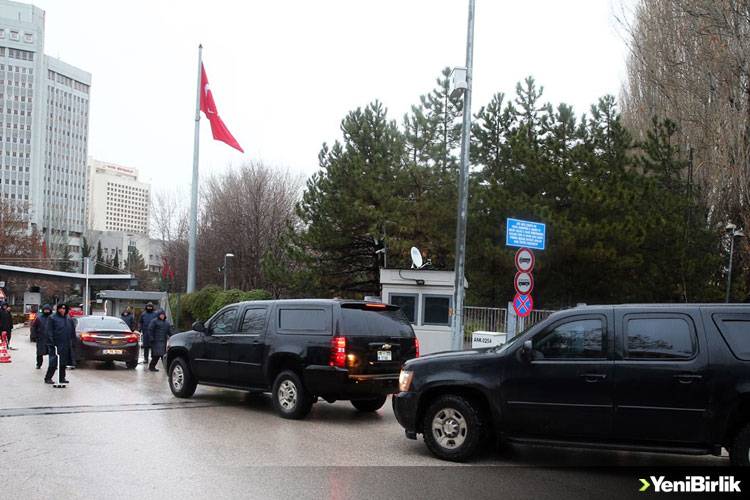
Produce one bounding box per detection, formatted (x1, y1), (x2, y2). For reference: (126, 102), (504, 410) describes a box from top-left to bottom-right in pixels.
(381, 344), (392, 350)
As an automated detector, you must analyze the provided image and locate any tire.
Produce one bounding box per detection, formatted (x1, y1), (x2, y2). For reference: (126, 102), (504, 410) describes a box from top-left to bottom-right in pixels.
(351, 395), (388, 412)
(272, 370), (313, 420)
(169, 357), (197, 398)
(730, 422), (750, 466)
(125, 360), (138, 369)
(422, 394), (487, 462)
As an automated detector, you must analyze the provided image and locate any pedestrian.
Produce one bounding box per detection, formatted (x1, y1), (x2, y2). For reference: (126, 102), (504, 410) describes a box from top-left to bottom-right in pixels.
(147, 308), (173, 372)
(137, 302), (158, 364)
(0, 301), (15, 350)
(120, 307), (135, 331)
(44, 303), (73, 384)
(30, 303), (52, 369)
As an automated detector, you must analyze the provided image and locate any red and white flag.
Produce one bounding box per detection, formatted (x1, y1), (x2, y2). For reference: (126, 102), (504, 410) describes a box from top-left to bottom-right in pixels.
(200, 63), (244, 153)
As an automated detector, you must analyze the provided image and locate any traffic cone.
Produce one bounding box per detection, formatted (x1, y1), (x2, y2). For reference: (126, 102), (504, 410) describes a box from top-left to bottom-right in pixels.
(0, 332), (11, 363)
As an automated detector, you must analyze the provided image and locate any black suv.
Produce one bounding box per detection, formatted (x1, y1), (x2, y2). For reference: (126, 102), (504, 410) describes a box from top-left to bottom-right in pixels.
(394, 304), (750, 464)
(167, 299), (418, 419)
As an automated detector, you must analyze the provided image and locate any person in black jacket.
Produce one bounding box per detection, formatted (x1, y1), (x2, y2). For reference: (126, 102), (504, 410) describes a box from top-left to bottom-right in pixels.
(137, 302), (158, 364)
(120, 308), (135, 331)
(45, 303), (74, 384)
(30, 304), (52, 369)
(147, 308), (173, 372)
(0, 301), (14, 350)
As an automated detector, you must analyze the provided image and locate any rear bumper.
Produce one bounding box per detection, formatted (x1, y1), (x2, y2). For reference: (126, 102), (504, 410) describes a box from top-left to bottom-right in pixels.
(304, 366), (400, 398)
(392, 391), (420, 434)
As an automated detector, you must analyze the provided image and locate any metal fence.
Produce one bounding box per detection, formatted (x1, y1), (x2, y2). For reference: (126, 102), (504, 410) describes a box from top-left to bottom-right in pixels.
(463, 306), (507, 333)
(462, 305), (557, 341)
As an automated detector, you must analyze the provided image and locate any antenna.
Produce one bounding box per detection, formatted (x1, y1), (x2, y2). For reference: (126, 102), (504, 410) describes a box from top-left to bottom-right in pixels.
(410, 247), (424, 269)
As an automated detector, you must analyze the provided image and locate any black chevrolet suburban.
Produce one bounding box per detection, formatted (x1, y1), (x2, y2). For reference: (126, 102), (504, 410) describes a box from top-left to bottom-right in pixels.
(393, 304), (750, 464)
(167, 299), (418, 419)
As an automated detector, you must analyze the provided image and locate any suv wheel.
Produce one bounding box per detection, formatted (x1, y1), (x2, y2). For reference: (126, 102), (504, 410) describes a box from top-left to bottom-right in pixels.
(422, 394), (487, 462)
(169, 357), (197, 398)
(351, 395), (388, 412)
(272, 370), (313, 420)
(730, 423), (750, 466)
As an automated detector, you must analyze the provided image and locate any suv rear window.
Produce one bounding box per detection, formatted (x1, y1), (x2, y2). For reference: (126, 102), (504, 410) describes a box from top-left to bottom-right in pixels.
(341, 309), (413, 337)
(712, 313), (750, 361)
(278, 308), (329, 333)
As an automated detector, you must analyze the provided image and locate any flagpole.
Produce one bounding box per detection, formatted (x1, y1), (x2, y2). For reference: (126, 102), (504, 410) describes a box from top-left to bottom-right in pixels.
(187, 44), (202, 293)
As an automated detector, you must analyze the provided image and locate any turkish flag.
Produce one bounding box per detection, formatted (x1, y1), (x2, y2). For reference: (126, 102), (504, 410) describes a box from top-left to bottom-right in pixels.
(200, 63), (244, 153)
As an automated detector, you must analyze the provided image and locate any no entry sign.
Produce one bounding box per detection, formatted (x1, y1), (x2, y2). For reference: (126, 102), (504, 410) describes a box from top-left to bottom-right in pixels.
(513, 293), (533, 317)
(515, 248), (535, 273)
(514, 272), (534, 295)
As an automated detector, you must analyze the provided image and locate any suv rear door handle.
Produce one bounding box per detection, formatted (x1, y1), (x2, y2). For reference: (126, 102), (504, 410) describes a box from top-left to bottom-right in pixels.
(580, 373), (607, 382)
(674, 374), (702, 384)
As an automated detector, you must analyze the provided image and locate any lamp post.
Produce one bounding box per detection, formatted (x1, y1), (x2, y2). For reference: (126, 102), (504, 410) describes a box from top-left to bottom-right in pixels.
(222, 253), (235, 291)
(725, 223), (744, 303)
(450, 0), (475, 351)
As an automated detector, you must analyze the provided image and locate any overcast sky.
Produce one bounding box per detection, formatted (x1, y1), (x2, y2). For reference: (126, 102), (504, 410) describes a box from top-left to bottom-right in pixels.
(31, 0), (633, 194)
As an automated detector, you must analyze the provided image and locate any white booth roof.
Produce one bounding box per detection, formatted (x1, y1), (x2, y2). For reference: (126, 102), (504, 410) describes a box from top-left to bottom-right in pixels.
(379, 268), (468, 288)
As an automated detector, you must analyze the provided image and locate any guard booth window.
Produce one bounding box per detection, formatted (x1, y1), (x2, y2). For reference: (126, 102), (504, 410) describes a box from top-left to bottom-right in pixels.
(423, 295), (452, 326)
(389, 293), (417, 324)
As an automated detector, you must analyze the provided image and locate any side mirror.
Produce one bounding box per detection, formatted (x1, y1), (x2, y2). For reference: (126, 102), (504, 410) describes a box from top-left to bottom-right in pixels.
(192, 321), (205, 333)
(520, 340), (533, 362)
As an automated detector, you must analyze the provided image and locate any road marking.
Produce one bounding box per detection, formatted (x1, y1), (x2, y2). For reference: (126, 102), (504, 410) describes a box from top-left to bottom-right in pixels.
(0, 401), (241, 418)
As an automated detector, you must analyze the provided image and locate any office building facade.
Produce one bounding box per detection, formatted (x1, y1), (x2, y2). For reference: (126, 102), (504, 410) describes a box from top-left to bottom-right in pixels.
(87, 156), (150, 235)
(0, 1), (91, 261)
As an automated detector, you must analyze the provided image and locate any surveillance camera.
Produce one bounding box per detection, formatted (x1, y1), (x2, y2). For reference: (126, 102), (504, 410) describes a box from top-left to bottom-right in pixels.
(726, 223), (737, 232)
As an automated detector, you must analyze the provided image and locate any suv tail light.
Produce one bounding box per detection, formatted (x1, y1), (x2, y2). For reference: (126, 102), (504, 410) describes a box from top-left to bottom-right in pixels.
(415, 337), (420, 358)
(330, 336), (347, 367)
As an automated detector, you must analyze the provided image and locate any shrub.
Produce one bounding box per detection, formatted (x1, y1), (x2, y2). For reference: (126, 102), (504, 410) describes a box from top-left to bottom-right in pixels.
(170, 286), (273, 329)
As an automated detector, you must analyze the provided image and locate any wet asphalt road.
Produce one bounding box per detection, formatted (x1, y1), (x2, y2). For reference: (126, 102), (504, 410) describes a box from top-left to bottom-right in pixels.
(1, 326), (727, 499)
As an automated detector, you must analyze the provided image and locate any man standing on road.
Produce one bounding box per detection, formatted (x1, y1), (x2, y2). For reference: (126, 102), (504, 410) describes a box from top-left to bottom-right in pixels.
(137, 302), (158, 365)
(0, 301), (15, 350)
(30, 304), (52, 369)
(45, 303), (73, 384)
(147, 308), (173, 372)
(121, 307), (135, 331)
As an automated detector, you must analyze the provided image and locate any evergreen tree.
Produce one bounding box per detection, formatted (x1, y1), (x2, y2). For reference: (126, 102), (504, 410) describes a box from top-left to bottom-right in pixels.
(124, 247), (155, 291)
(95, 241), (106, 274)
(280, 101), (408, 295)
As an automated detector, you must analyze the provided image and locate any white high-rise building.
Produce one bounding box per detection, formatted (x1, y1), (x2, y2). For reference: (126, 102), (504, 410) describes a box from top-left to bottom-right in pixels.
(0, 1), (91, 260)
(87, 156), (150, 235)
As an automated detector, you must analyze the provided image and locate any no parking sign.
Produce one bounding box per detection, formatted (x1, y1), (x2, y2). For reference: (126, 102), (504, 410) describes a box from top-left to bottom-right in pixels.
(513, 293), (533, 318)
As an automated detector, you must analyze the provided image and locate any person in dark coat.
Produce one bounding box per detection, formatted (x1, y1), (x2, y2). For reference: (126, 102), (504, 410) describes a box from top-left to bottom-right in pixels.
(137, 302), (158, 364)
(45, 303), (74, 384)
(0, 301), (14, 350)
(30, 304), (52, 369)
(120, 308), (135, 331)
(147, 309), (173, 372)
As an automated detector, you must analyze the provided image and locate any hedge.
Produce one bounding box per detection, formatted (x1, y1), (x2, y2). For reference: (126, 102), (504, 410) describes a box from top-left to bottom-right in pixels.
(170, 286), (272, 330)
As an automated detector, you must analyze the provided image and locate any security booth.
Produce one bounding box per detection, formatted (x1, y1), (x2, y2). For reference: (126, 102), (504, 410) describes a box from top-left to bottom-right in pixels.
(379, 269), (467, 355)
(97, 290), (172, 323)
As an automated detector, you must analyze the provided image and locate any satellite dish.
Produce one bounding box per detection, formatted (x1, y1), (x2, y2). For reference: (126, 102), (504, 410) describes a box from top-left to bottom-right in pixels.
(410, 247), (424, 269)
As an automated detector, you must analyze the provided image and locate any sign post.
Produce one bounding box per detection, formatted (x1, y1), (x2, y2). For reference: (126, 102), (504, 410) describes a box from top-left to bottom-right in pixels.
(507, 218), (545, 338)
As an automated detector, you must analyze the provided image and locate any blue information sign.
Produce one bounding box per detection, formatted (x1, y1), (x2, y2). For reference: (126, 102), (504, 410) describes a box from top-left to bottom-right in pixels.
(506, 218), (546, 250)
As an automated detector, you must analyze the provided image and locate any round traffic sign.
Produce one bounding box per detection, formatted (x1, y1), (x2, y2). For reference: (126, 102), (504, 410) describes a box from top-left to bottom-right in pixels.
(515, 248), (535, 273)
(513, 293), (533, 318)
(514, 272), (534, 295)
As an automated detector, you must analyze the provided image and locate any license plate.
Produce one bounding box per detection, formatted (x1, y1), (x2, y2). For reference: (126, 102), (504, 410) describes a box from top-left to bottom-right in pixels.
(377, 350), (392, 361)
(102, 349), (123, 355)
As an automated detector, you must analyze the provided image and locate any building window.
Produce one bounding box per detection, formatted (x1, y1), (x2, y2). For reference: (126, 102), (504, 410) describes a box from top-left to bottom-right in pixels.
(422, 295), (452, 326)
(388, 293), (418, 325)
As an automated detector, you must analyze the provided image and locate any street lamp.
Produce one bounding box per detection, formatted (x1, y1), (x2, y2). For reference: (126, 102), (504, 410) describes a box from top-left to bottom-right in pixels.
(219, 253), (235, 291)
(725, 223), (744, 303)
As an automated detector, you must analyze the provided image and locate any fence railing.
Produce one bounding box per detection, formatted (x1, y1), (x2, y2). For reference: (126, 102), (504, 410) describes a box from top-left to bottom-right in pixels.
(463, 306), (507, 334)
(462, 305), (557, 340)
